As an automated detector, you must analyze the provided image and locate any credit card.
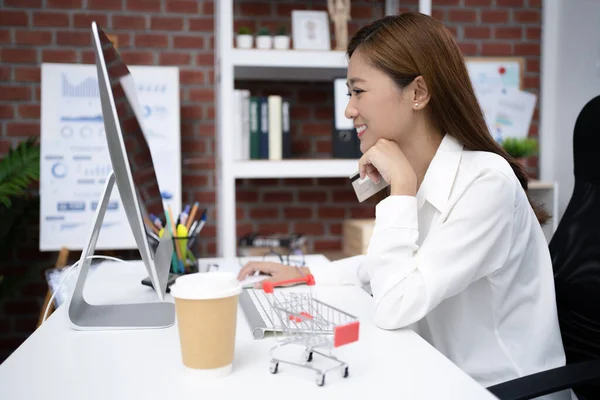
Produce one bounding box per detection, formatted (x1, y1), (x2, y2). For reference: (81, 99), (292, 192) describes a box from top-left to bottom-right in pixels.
(350, 172), (390, 202)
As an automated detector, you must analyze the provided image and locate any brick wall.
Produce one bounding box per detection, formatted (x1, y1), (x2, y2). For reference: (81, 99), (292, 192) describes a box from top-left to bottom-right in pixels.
(0, 0), (542, 363)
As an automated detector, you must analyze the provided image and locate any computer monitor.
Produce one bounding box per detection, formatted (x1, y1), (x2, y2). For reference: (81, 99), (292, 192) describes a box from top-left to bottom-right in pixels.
(66, 22), (175, 330)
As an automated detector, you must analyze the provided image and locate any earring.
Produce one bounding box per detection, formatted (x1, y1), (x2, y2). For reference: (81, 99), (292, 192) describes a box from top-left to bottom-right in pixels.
(414, 103), (419, 108)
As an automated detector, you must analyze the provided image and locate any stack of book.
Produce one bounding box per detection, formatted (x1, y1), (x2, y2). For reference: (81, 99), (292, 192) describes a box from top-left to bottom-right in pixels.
(233, 89), (292, 161)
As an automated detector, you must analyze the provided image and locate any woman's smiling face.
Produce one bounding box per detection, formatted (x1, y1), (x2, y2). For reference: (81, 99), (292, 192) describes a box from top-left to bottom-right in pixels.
(345, 50), (417, 154)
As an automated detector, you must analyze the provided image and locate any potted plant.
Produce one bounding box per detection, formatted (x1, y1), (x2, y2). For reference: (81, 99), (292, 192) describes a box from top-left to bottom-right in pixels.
(501, 137), (538, 167)
(236, 26), (253, 49)
(255, 27), (273, 50)
(273, 26), (290, 50)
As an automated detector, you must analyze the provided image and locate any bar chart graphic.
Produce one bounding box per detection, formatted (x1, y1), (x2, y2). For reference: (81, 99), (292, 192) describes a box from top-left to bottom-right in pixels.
(61, 74), (100, 98)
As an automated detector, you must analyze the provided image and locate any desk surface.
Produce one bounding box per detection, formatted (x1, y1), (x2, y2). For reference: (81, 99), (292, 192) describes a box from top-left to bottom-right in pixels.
(0, 255), (497, 400)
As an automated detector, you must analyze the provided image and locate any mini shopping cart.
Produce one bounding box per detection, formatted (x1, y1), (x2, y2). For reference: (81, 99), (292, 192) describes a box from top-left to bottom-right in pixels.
(261, 274), (360, 386)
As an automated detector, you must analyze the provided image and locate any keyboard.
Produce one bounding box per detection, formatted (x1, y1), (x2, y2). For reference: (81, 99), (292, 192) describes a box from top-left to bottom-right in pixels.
(239, 288), (284, 339)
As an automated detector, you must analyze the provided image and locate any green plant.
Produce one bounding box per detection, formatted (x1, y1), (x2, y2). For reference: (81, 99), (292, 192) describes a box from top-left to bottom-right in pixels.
(0, 136), (40, 208)
(237, 26), (251, 35)
(0, 136), (40, 304)
(257, 27), (271, 36)
(501, 137), (538, 159)
(276, 26), (287, 36)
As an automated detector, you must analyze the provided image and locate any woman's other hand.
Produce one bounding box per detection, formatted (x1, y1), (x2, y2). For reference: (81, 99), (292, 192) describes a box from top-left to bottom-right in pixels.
(237, 261), (311, 288)
(359, 138), (417, 196)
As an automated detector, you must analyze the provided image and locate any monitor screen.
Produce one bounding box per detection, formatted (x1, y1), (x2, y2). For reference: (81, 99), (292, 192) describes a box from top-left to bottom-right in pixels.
(95, 27), (164, 251)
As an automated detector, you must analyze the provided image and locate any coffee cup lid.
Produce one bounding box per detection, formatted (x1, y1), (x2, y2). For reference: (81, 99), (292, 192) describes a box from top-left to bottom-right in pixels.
(170, 271), (242, 300)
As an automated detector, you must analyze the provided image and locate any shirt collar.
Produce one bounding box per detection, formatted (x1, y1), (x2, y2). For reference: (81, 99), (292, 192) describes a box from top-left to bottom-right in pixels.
(416, 134), (464, 212)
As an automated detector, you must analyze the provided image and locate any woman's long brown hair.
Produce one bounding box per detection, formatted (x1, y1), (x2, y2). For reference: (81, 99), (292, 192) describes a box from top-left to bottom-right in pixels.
(347, 13), (549, 225)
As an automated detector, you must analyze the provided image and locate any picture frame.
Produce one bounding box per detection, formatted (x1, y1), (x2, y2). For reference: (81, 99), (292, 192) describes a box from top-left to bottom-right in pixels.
(291, 10), (331, 51)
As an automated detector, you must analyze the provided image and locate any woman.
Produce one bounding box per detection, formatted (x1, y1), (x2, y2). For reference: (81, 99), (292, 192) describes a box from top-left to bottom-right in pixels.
(238, 13), (568, 398)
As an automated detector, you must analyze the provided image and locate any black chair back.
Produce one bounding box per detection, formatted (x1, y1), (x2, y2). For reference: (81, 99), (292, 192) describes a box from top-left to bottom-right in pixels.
(550, 95), (600, 400)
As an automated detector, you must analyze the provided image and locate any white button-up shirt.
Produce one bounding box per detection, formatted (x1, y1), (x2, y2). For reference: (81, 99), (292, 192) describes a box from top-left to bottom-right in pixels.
(310, 134), (570, 399)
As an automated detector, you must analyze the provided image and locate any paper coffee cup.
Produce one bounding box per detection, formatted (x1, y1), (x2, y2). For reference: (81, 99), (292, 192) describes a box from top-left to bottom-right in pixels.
(170, 271), (242, 376)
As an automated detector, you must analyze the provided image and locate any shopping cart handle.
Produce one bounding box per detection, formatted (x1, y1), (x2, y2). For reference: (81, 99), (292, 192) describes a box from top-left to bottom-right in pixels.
(262, 274), (315, 293)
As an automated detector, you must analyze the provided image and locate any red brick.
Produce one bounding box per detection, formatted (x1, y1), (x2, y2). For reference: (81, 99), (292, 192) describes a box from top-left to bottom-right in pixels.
(189, 18), (214, 32)
(4, 0), (43, 7)
(180, 105), (203, 119)
(435, 0), (459, 4)
(88, 0), (121, 10)
(0, 30), (9, 44)
(257, 223), (289, 233)
(166, 0), (198, 13)
(318, 207), (346, 219)
(47, 0), (82, 8)
(14, 31), (52, 46)
(298, 191), (327, 202)
(481, 43), (512, 56)
(329, 223), (342, 235)
(180, 70), (204, 84)
(33, 12), (70, 27)
(302, 122), (330, 137)
(284, 207), (313, 219)
(112, 15), (146, 30)
(526, 27), (541, 40)
(249, 208), (279, 219)
(524, 76), (539, 90)
(263, 192), (293, 203)
(81, 50), (95, 64)
(198, 123), (214, 137)
(448, 10), (476, 23)
(495, 27), (522, 40)
(203, 0), (214, 15)
(481, 10), (509, 23)
(151, 16), (184, 31)
(514, 10), (540, 23)
(529, 0), (541, 7)
(1, 48), (37, 63)
(464, 0), (491, 4)
(526, 59), (540, 73)
(497, 0), (524, 5)
(182, 174), (209, 187)
(240, 2), (271, 16)
(0, 11), (29, 26)
(189, 88), (214, 102)
(14, 67), (40, 82)
(464, 27), (491, 39)
(350, 207), (375, 218)
(236, 190), (259, 203)
(192, 191), (216, 203)
(431, 9), (445, 21)
(126, 0), (162, 12)
(0, 105), (15, 119)
(181, 138), (207, 154)
(458, 42), (477, 56)
(316, 140), (331, 153)
(18, 104), (40, 118)
(332, 190), (357, 202)
(42, 49), (77, 63)
(0, 67), (11, 81)
(196, 53), (213, 66)
(158, 52), (191, 66)
(6, 122), (40, 137)
(174, 35), (204, 49)
(514, 43), (540, 57)
(135, 34), (168, 48)
(73, 13), (108, 28)
(294, 223), (325, 235)
(57, 31), (91, 46)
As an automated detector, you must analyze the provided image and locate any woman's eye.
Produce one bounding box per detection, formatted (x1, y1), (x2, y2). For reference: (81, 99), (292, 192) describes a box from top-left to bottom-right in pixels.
(346, 89), (364, 97)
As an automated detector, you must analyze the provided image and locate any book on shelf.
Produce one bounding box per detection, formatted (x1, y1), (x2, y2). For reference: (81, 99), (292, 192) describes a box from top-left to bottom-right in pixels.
(332, 78), (361, 158)
(234, 90), (292, 161)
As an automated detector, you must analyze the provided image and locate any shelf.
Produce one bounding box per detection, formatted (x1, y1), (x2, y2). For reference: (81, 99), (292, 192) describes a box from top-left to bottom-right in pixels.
(231, 49), (348, 81)
(232, 159), (358, 179)
(529, 180), (554, 190)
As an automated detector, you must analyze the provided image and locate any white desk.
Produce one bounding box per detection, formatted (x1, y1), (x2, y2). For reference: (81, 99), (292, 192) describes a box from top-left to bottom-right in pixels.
(0, 255), (497, 399)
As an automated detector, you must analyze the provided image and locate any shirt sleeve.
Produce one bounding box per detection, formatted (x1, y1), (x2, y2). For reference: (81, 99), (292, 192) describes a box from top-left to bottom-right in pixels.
(308, 254), (368, 286)
(366, 170), (516, 330)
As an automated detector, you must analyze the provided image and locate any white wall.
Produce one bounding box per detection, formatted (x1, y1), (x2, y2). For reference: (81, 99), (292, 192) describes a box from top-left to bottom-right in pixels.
(540, 0), (600, 222)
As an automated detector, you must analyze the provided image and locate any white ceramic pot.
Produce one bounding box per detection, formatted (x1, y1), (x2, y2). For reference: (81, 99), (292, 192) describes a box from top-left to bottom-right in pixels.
(273, 35), (290, 50)
(236, 34), (253, 49)
(255, 35), (273, 50)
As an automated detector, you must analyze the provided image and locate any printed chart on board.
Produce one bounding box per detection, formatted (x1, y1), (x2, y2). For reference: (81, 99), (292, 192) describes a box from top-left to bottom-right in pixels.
(39, 63), (181, 251)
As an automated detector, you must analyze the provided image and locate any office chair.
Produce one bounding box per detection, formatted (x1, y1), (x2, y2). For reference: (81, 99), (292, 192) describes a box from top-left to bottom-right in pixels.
(487, 95), (600, 400)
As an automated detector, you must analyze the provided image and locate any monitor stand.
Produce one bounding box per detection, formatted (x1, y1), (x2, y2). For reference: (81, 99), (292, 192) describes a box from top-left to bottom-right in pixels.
(67, 171), (175, 330)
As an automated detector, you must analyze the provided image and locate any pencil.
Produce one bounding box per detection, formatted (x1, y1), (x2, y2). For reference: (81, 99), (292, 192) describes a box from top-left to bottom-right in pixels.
(166, 206), (184, 272)
(186, 201), (200, 231)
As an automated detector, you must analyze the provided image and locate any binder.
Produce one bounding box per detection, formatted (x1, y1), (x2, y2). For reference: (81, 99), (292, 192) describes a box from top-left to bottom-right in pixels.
(332, 78), (361, 158)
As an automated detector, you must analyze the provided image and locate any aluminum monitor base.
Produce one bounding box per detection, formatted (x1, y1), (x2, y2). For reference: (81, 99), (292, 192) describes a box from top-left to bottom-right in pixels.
(67, 172), (175, 331)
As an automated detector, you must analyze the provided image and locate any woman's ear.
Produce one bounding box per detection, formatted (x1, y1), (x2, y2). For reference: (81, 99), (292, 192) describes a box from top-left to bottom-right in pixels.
(411, 76), (431, 110)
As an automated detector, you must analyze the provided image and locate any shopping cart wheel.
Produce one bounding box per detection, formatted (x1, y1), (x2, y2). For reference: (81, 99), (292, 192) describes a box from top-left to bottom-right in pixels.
(316, 373), (325, 386)
(269, 361), (279, 374)
(343, 366), (349, 378)
(305, 351), (313, 362)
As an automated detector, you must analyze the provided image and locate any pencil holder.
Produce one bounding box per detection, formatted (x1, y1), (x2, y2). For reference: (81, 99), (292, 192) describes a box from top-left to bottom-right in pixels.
(170, 235), (199, 275)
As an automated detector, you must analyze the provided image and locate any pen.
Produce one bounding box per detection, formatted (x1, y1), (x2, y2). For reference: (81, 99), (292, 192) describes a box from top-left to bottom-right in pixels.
(179, 204), (190, 228)
(186, 201), (200, 231)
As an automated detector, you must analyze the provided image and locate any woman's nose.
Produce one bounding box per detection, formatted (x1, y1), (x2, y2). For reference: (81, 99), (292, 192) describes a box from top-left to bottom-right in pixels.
(345, 102), (357, 120)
